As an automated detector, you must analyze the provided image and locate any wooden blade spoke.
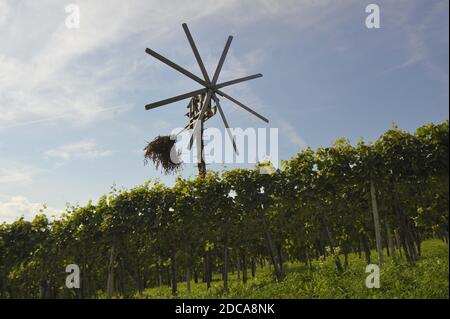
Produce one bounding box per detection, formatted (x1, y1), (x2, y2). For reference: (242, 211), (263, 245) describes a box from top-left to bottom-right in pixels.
(182, 23), (211, 84)
(145, 48), (207, 87)
(145, 88), (208, 110)
(216, 90), (269, 123)
(211, 36), (233, 85)
(216, 74), (263, 90)
(212, 94), (238, 154)
(216, 73), (262, 89)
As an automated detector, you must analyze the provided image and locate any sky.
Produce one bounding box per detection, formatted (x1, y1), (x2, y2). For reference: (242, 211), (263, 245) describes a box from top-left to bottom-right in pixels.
(0, 0), (448, 223)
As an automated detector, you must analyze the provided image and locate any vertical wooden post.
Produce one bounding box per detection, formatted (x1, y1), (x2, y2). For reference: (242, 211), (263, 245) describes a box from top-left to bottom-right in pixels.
(195, 94), (207, 177)
(322, 214), (344, 272)
(370, 179), (384, 266)
(241, 250), (248, 284)
(386, 220), (396, 261)
(204, 253), (211, 289)
(394, 230), (403, 257)
(106, 239), (116, 299)
(198, 118), (206, 177)
(186, 267), (191, 293)
(261, 214), (283, 280)
(223, 240), (228, 291)
(237, 253), (241, 280)
(171, 248), (177, 296)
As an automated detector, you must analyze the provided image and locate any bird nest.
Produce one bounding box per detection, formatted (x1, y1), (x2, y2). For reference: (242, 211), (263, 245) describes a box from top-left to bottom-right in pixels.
(144, 135), (182, 174)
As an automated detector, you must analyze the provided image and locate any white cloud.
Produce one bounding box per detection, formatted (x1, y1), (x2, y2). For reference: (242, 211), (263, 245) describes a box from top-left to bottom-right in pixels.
(45, 140), (115, 161)
(277, 119), (307, 148)
(380, 0), (449, 81)
(0, 166), (34, 184)
(0, 0), (11, 26)
(2, 0), (436, 130)
(0, 0), (354, 129)
(0, 195), (60, 224)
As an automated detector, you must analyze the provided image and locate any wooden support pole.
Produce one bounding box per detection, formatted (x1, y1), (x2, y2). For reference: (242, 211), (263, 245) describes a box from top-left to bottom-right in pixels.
(106, 239), (116, 299)
(370, 179), (384, 266)
(386, 220), (396, 261)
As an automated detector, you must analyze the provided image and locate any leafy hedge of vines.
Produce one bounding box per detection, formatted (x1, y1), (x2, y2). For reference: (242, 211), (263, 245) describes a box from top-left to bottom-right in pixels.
(0, 121), (448, 298)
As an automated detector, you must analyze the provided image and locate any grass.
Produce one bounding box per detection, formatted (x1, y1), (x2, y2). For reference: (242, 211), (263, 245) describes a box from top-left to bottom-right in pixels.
(138, 239), (449, 299)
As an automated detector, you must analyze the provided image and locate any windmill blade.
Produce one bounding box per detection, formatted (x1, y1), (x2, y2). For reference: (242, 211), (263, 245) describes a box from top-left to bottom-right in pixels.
(216, 74), (263, 90)
(145, 88), (207, 110)
(182, 23), (211, 84)
(188, 90), (213, 150)
(216, 90), (269, 123)
(145, 48), (207, 87)
(212, 94), (238, 154)
(211, 36), (233, 85)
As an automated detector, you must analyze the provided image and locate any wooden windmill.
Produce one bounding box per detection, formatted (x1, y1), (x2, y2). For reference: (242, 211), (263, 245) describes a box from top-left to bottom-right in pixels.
(144, 23), (269, 176)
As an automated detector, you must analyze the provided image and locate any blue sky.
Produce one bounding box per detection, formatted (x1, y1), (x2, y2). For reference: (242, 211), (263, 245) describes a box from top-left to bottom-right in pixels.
(0, 0), (448, 222)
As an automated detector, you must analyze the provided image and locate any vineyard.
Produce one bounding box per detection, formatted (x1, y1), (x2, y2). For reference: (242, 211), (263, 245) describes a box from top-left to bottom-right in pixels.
(0, 121), (448, 299)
